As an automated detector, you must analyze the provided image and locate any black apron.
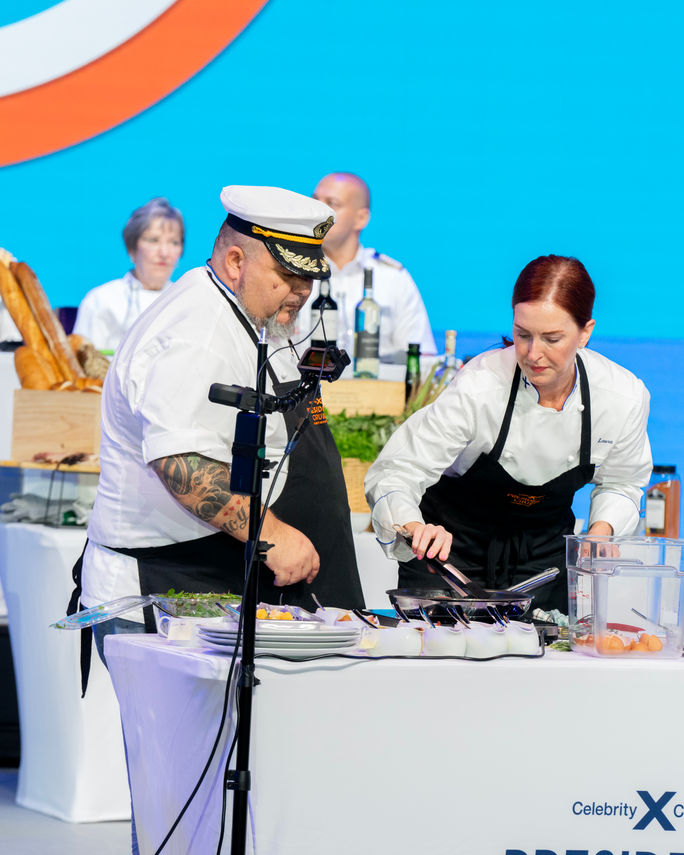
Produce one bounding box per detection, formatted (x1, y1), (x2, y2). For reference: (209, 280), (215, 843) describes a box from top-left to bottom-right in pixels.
(69, 278), (363, 692)
(399, 355), (595, 612)
(117, 284), (364, 630)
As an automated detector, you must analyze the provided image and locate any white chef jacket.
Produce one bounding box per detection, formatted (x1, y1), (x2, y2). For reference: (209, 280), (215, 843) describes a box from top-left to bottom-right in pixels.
(296, 245), (436, 358)
(0, 302), (20, 341)
(81, 265), (300, 613)
(366, 345), (652, 561)
(73, 271), (174, 352)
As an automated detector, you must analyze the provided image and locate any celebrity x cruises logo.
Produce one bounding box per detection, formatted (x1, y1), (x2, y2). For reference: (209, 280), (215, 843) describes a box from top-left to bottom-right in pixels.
(0, 0), (268, 165)
(572, 789), (684, 831)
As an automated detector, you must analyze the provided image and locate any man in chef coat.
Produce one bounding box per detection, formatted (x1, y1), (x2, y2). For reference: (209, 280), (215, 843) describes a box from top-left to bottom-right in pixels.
(74, 186), (365, 659)
(296, 172), (436, 360)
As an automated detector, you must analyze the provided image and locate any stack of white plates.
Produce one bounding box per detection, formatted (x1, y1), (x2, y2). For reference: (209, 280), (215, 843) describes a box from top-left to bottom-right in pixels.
(196, 621), (361, 659)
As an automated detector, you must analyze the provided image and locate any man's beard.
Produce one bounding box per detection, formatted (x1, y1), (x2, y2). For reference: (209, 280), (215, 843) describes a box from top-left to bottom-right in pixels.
(239, 299), (298, 340)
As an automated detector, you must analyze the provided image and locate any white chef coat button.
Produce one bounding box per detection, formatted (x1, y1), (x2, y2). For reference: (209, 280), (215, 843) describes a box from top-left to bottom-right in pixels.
(577, 404), (584, 412)
(503, 451), (513, 459)
(567, 454), (574, 462)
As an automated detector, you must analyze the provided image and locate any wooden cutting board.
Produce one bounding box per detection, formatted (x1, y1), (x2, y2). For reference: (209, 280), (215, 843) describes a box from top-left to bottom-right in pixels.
(11, 389), (101, 461)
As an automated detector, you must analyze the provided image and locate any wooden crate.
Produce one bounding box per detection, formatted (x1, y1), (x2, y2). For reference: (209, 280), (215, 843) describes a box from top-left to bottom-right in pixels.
(321, 379), (404, 416)
(11, 389), (101, 462)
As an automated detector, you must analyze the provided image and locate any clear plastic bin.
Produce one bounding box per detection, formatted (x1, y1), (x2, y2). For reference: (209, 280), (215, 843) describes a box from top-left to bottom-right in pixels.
(566, 535), (684, 658)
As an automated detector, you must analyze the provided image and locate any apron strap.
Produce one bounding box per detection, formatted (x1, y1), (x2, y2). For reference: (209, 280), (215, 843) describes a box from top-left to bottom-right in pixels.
(490, 364), (521, 462)
(66, 540), (93, 698)
(576, 353), (592, 466)
(205, 268), (280, 387)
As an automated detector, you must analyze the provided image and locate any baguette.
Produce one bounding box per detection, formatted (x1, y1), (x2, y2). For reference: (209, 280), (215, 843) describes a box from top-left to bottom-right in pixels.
(14, 345), (60, 389)
(0, 264), (63, 379)
(74, 376), (104, 390)
(10, 261), (85, 381)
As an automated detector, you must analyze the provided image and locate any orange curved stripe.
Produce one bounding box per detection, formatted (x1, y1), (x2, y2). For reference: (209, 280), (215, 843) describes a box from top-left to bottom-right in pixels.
(0, 0), (268, 167)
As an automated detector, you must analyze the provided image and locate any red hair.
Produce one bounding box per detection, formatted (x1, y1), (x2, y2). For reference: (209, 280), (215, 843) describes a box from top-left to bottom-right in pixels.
(512, 255), (595, 328)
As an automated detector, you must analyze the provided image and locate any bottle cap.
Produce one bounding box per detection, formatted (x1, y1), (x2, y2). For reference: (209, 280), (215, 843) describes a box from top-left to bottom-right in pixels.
(653, 465), (677, 474)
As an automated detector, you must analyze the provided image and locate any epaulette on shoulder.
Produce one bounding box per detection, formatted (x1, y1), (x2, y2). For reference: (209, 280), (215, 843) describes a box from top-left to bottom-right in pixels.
(373, 251), (403, 270)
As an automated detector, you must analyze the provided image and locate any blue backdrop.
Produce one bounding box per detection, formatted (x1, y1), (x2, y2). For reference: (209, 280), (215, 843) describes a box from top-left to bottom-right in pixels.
(1, 0), (682, 490)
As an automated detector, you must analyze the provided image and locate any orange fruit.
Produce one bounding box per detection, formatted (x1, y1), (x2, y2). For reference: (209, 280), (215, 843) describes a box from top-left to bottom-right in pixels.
(646, 635), (663, 653)
(597, 634), (625, 654)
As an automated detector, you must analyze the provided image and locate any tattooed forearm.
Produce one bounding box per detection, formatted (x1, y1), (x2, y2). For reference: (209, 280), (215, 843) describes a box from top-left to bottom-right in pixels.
(151, 453), (249, 535)
(225, 505), (249, 534)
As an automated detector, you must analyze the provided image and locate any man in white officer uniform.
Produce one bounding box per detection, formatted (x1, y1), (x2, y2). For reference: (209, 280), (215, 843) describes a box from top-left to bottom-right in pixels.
(296, 172), (436, 360)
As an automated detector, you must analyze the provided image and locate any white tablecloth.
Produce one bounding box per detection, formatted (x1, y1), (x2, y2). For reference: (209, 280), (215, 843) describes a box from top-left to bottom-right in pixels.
(0, 351), (19, 460)
(0, 523), (130, 821)
(0, 516), (392, 822)
(106, 634), (684, 855)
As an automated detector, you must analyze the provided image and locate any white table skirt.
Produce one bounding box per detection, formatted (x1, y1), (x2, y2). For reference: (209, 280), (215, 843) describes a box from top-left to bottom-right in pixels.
(106, 634), (684, 855)
(0, 351), (19, 461)
(0, 517), (392, 823)
(0, 523), (130, 821)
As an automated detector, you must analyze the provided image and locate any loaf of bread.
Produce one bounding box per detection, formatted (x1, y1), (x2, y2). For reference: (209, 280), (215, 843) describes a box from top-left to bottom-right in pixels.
(0, 264), (63, 379)
(74, 376), (103, 390)
(10, 261), (85, 381)
(14, 345), (61, 390)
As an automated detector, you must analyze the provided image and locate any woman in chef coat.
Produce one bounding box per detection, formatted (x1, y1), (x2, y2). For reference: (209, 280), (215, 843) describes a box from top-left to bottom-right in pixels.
(365, 254), (652, 611)
(73, 197), (184, 352)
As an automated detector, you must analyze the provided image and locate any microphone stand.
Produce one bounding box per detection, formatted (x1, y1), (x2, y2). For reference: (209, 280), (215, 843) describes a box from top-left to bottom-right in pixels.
(226, 330), (268, 855)
(208, 337), (350, 854)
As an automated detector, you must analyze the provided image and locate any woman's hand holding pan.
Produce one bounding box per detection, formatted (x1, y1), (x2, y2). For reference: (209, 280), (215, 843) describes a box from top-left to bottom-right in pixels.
(400, 521), (453, 563)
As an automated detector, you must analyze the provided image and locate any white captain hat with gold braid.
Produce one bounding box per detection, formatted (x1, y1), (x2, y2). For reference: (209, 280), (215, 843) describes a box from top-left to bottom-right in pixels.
(219, 185), (334, 279)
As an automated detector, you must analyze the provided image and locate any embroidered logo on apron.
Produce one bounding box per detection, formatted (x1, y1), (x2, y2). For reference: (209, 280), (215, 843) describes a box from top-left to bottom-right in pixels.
(307, 396), (327, 426)
(506, 492), (544, 507)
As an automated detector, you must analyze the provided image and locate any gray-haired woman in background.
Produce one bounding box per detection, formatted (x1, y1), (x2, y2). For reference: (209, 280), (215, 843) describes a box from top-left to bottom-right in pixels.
(73, 198), (184, 352)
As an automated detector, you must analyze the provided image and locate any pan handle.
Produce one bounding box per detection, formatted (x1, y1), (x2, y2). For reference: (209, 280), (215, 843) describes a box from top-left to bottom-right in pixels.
(505, 567), (560, 595)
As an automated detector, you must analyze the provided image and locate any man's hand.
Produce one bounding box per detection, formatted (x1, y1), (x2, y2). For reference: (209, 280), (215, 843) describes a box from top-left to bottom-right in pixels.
(260, 514), (320, 587)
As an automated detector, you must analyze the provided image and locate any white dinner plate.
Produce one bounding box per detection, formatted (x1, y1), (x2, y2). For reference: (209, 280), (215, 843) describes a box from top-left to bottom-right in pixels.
(199, 637), (360, 659)
(199, 628), (360, 643)
(197, 631), (359, 650)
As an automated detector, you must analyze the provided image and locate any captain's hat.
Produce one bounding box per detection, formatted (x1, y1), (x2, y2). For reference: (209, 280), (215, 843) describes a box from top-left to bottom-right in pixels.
(220, 185), (334, 279)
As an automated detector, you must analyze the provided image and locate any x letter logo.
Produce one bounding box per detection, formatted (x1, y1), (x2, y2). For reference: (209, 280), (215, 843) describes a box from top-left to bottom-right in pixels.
(633, 790), (676, 830)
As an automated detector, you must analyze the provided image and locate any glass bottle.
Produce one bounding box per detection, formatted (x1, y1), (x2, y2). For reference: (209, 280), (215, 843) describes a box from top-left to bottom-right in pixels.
(434, 329), (461, 385)
(311, 279), (338, 347)
(645, 464), (681, 538)
(405, 343), (421, 404)
(353, 268), (380, 378)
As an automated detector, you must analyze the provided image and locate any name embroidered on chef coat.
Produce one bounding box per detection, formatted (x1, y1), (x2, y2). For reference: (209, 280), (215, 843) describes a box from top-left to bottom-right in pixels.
(597, 437), (613, 444)
(306, 396), (327, 426)
(506, 493), (544, 507)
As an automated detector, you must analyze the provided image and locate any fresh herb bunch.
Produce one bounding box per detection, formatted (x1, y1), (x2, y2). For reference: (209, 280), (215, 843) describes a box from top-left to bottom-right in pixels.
(163, 589), (241, 602)
(160, 589), (241, 618)
(324, 411), (398, 462)
(326, 363), (452, 461)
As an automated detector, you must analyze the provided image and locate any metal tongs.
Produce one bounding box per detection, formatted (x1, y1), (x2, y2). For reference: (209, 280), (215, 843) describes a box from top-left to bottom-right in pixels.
(393, 526), (508, 625)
